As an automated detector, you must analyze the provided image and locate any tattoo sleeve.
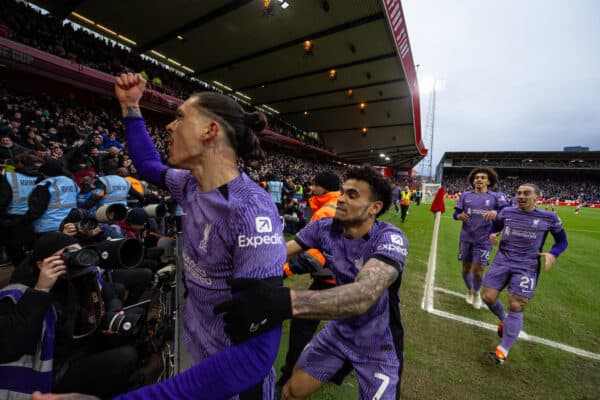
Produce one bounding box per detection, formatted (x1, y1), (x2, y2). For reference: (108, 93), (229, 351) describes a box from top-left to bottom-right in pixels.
(125, 106), (142, 117)
(290, 258), (399, 320)
(121, 105), (142, 118)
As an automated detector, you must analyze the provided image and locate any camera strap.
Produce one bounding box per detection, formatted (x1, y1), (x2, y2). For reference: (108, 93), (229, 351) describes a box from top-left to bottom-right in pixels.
(71, 267), (105, 339)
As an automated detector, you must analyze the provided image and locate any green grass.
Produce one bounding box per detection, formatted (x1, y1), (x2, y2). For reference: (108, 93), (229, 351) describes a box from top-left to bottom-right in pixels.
(277, 202), (600, 399)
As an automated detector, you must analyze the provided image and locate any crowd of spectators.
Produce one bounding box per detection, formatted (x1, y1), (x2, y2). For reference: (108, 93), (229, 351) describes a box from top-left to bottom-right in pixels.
(442, 173), (600, 203)
(0, 0), (325, 149)
(0, 85), (341, 199)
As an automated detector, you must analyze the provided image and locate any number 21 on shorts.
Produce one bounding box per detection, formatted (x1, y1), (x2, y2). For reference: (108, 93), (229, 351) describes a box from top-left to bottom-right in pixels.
(519, 275), (535, 292)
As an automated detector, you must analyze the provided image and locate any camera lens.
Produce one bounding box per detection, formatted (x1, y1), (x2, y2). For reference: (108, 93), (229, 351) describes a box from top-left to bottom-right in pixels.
(75, 248), (100, 267)
(78, 217), (98, 231)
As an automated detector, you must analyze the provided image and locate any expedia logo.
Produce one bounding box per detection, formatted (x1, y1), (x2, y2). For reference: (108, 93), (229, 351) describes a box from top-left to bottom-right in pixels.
(255, 216), (272, 233)
(238, 233), (283, 248)
(377, 243), (408, 256)
(390, 234), (404, 245)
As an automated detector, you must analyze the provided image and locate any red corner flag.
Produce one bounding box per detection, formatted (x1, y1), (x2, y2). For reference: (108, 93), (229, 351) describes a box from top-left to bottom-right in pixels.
(430, 186), (446, 214)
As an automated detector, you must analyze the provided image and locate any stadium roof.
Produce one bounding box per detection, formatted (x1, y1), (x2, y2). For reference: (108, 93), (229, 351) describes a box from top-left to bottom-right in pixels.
(30, 0), (427, 168)
(439, 151), (600, 173)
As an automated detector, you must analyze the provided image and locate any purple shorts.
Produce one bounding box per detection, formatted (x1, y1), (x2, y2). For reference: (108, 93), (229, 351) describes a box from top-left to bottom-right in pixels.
(297, 323), (400, 400)
(458, 241), (492, 265)
(482, 261), (539, 299)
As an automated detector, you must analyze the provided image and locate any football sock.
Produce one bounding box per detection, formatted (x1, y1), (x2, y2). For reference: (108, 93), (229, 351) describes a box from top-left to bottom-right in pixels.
(461, 271), (473, 290)
(488, 300), (506, 321)
(500, 311), (523, 354)
(472, 277), (482, 292)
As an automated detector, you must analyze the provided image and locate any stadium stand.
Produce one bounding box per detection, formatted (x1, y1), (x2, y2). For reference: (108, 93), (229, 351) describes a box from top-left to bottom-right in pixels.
(438, 151), (600, 203)
(0, 0), (429, 397)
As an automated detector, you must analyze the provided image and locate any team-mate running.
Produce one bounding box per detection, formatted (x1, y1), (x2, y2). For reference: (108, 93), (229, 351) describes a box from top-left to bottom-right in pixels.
(483, 183), (568, 364)
(454, 167), (507, 309)
(215, 167), (408, 400)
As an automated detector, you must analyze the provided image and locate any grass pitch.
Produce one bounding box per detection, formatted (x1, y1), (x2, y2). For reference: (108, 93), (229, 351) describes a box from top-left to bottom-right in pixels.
(277, 201), (600, 399)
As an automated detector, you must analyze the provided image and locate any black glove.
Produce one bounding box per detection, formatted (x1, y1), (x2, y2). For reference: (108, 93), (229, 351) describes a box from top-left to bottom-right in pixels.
(213, 277), (292, 343)
(288, 252), (334, 279)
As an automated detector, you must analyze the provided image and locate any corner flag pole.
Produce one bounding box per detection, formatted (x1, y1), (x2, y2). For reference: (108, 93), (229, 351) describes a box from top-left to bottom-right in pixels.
(422, 186), (446, 311)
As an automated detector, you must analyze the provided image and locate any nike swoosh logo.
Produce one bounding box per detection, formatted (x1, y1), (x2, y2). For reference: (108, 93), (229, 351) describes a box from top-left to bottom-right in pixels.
(249, 318), (268, 333)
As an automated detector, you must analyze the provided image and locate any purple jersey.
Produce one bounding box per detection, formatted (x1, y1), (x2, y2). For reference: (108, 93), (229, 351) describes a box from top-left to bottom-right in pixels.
(392, 187), (401, 203)
(493, 207), (564, 269)
(296, 219), (407, 348)
(165, 169), (286, 364)
(455, 190), (507, 243)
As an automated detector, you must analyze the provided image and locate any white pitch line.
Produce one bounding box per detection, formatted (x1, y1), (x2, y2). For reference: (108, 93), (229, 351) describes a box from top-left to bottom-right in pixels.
(434, 287), (494, 311)
(428, 305), (600, 361)
(422, 214), (600, 362)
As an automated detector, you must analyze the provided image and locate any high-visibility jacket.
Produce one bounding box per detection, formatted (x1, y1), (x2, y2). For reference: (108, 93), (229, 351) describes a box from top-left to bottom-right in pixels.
(6, 171), (37, 215)
(125, 176), (144, 195)
(32, 176), (79, 233)
(400, 190), (411, 206)
(283, 191), (340, 284)
(98, 175), (130, 206)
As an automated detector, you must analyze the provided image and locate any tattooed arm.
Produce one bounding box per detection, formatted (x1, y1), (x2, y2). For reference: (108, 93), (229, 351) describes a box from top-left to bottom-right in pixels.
(290, 257), (399, 320)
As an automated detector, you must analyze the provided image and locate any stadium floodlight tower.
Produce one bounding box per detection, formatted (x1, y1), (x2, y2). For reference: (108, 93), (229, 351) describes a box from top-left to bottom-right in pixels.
(417, 70), (444, 181)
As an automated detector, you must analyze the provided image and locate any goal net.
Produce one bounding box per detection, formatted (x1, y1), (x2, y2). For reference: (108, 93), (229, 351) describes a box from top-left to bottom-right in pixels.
(422, 183), (442, 204)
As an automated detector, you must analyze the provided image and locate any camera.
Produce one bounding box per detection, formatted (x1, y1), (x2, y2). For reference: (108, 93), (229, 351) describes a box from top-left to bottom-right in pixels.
(77, 216), (99, 231)
(101, 310), (145, 336)
(61, 247), (100, 269)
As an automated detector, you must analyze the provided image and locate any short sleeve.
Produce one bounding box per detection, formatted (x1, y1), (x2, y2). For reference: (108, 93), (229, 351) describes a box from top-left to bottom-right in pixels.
(231, 201), (286, 279)
(295, 219), (325, 250)
(372, 227), (408, 272)
(455, 193), (464, 211)
(494, 192), (509, 209)
(165, 168), (193, 205)
(550, 214), (564, 233)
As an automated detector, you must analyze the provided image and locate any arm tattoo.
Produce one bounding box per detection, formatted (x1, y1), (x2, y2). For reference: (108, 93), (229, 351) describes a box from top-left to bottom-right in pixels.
(290, 258), (399, 320)
(126, 106), (142, 117)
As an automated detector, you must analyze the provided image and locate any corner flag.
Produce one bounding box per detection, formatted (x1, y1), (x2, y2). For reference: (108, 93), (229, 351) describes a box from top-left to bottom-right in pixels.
(430, 186), (446, 214)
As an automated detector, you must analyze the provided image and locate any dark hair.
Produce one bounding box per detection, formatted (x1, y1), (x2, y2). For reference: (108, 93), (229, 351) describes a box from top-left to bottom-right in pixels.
(13, 153), (43, 168)
(520, 183), (542, 196)
(467, 167), (499, 189)
(345, 167), (392, 217)
(190, 92), (266, 163)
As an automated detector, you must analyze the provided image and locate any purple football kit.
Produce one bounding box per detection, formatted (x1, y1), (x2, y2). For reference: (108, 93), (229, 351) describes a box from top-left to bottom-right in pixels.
(483, 207), (564, 298)
(455, 190), (507, 265)
(483, 205), (567, 361)
(294, 218), (408, 400)
(117, 116), (286, 400)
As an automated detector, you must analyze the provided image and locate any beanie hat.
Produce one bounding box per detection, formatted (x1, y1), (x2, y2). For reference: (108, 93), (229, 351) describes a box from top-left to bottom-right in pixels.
(126, 207), (148, 225)
(39, 160), (66, 177)
(313, 171), (341, 192)
(32, 232), (78, 262)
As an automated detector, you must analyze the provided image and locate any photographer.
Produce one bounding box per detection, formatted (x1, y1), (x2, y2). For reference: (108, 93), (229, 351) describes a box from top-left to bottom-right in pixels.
(60, 209), (153, 306)
(0, 233), (139, 398)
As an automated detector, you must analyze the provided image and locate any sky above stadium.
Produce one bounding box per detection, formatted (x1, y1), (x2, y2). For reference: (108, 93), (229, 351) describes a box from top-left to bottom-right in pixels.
(402, 0), (600, 176)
